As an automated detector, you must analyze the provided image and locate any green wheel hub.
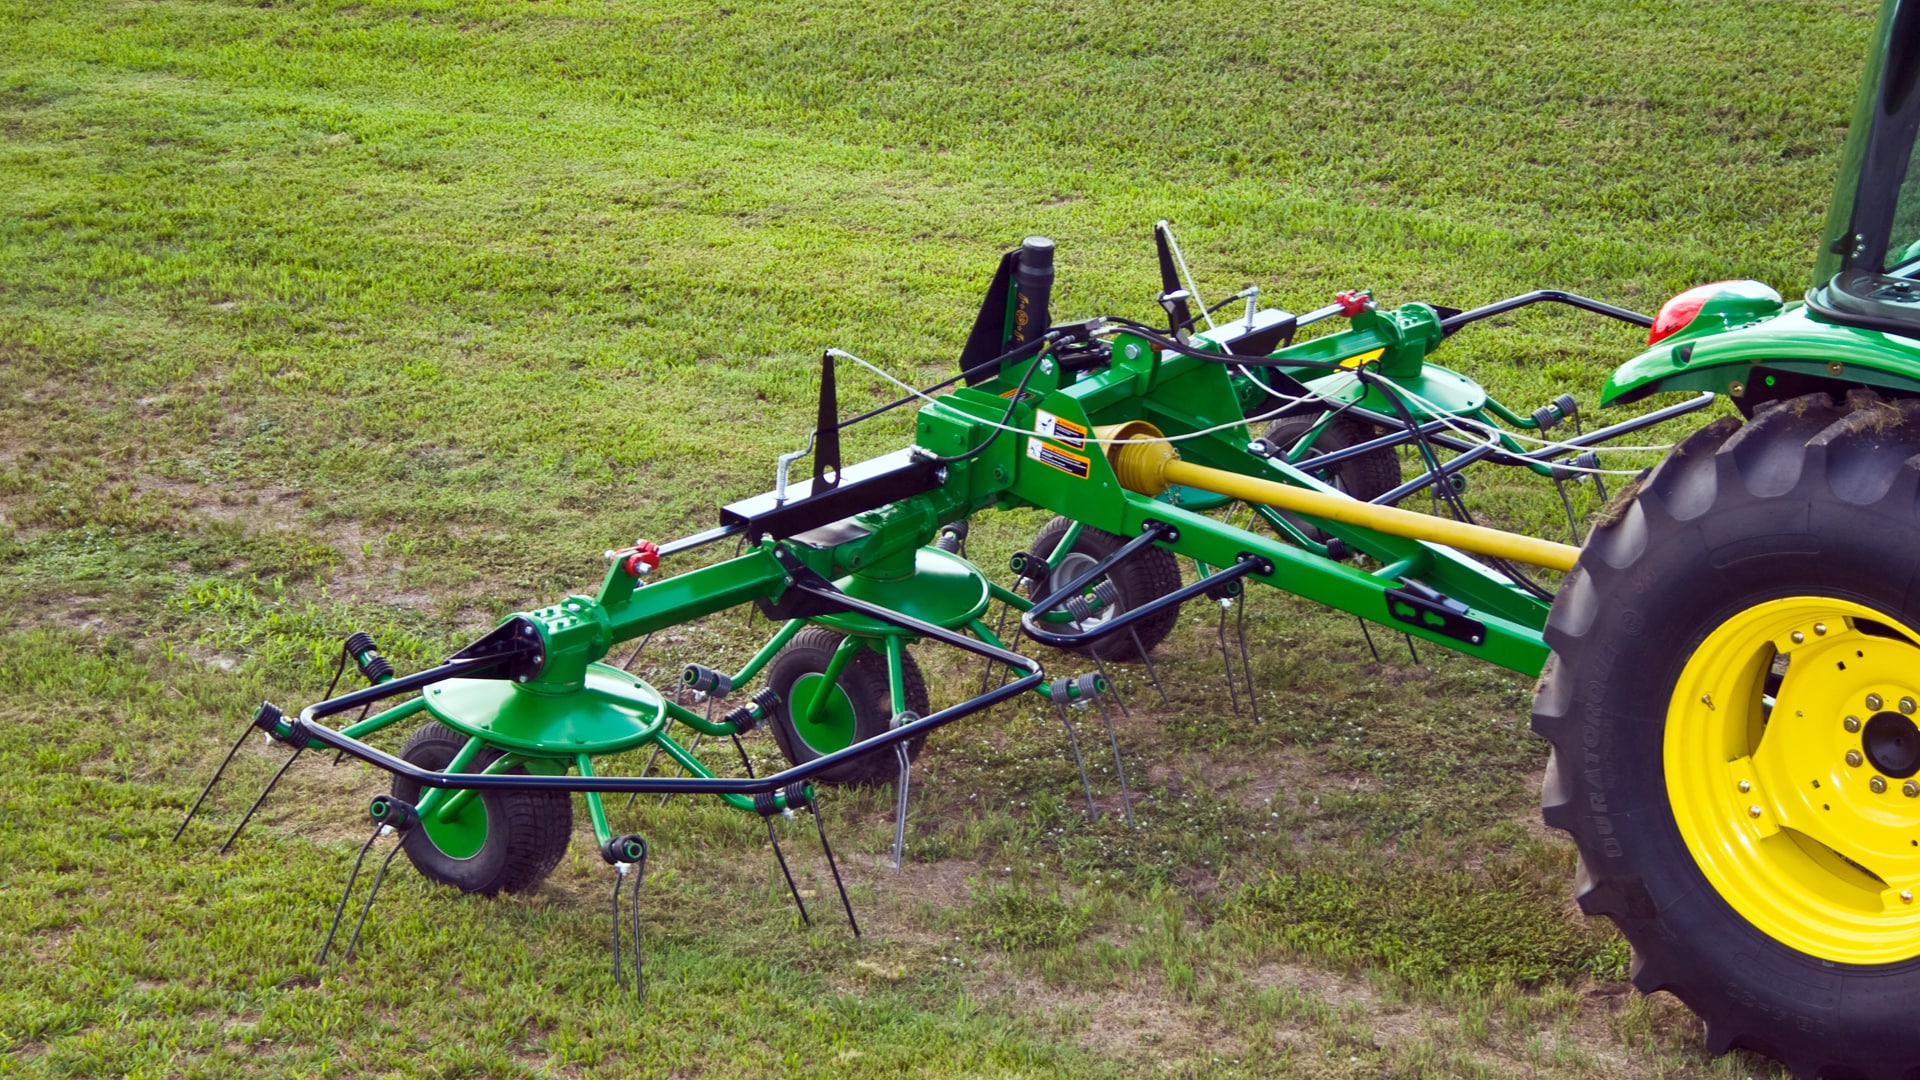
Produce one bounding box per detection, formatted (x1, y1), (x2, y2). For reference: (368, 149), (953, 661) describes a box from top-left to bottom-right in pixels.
(786, 671), (859, 754)
(421, 791), (489, 860)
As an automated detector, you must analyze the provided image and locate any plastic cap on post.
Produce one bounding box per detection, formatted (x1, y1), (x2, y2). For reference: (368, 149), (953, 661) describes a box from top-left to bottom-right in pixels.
(1335, 290), (1371, 317)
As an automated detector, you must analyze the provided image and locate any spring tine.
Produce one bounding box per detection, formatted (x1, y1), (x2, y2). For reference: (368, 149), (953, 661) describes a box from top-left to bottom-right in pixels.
(1131, 629), (1169, 706)
(1091, 654), (1130, 723)
(811, 803), (860, 937)
(1403, 632), (1422, 667)
(173, 721), (258, 843)
(1236, 595), (1259, 726)
(219, 746), (304, 855)
(996, 599), (1015, 690)
(892, 743), (912, 871)
(766, 818), (810, 927)
(1054, 702), (1098, 818)
(626, 744), (664, 811)
(342, 839), (407, 963)
(318, 821), (386, 965)
(1093, 694), (1134, 829)
(631, 852), (646, 1004)
(1357, 618), (1382, 663)
(658, 727), (705, 808)
(1554, 477), (1583, 546)
(1216, 603), (1242, 715)
(611, 867), (625, 987)
(620, 632), (654, 673)
(732, 734), (756, 778)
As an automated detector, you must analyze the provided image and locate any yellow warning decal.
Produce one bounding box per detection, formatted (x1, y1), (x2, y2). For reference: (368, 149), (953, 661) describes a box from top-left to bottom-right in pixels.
(1026, 437), (1090, 479)
(1340, 348), (1386, 369)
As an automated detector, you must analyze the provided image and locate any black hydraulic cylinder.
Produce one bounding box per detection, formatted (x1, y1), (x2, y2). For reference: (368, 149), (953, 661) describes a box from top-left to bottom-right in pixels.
(1011, 236), (1054, 348)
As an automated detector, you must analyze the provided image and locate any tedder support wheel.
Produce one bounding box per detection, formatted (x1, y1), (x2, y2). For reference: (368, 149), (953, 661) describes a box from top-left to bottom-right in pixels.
(1026, 516), (1182, 661)
(390, 722), (573, 897)
(765, 626), (929, 786)
(1533, 391), (1920, 1079)
(1263, 413), (1403, 505)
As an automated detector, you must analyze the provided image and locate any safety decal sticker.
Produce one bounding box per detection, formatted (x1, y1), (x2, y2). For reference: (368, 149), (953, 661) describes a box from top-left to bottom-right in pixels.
(1027, 437), (1091, 479)
(1033, 410), (1088, 450)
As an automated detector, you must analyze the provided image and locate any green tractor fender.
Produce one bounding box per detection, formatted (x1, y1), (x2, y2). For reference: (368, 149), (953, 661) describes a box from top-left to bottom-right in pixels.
(1603, 279), (1920, 411)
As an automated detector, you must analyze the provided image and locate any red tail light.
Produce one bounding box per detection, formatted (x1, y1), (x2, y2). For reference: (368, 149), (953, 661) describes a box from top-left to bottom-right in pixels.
(1648, 282), (1738, 346)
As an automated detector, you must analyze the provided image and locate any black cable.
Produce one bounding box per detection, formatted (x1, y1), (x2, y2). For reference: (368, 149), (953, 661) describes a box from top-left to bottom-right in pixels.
(922, 345), (1050, 466)
(1358, 370), (1557, 603)
(1099, 319), (1350, 371)
(835, 336), (1050, 431)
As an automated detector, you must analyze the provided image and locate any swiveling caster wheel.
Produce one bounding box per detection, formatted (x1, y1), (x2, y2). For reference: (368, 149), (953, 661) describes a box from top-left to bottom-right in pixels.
(389, 722), (573, 896)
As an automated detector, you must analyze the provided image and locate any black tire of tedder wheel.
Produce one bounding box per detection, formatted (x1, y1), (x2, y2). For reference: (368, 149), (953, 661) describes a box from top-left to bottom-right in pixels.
(1532, 391), (1920, 1079)
(1262, 414), (1404, 543)
(1263, 413), (1403, 503)
(390, 722), (574, 896)
(765, 626), (930, 787)
(1025, 516), (1184, 662)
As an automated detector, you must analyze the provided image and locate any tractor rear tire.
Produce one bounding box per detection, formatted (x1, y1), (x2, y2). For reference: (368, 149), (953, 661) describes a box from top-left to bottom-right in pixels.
(1026, 516), (1183, 661)
(390, 722), (573, 896)
(1532, 391), (1920, 1079)
(765, 627), (929, 787)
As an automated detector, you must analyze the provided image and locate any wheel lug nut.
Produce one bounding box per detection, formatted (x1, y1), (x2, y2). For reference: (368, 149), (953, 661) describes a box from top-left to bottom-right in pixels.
(1791, 631), (1805, 644)
(1904, 890), (1914, 905)
(1906, 781), (1919, 798)
(1847, 715), (1863, 733)
(1738, 780), (1752, 793)
(1903, 697), (1916, 716)
(1748, 805), (1763, 819)
(1815, 623), (1828, 636)
(1872, 776), (1889, 794)
(1848, 750), (1865, 767)
(1868, 693), (1884, 710)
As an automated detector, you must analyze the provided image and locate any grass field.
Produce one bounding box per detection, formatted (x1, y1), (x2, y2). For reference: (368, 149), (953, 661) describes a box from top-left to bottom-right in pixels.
(0, 1), (1882, 1076)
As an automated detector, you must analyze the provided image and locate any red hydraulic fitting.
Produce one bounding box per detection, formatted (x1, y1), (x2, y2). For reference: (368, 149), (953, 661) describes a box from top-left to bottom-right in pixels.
(624, 539), (661, 579)
(1335, 290), (1371, 317)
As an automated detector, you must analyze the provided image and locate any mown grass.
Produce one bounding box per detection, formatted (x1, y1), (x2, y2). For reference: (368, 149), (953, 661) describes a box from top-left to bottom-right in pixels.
(0, 0), (1878, 1076)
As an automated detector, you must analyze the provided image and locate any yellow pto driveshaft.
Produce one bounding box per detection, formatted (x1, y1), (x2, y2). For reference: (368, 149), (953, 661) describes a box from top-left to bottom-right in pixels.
(1096, 422), (1581, 572)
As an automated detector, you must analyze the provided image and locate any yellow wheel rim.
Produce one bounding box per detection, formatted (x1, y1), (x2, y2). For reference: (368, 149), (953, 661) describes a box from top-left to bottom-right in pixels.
(1668, 596), (1920, 965)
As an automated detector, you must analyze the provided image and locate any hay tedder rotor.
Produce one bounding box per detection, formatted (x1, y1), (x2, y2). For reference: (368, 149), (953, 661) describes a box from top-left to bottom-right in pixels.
(172, 6), (1920, 1077)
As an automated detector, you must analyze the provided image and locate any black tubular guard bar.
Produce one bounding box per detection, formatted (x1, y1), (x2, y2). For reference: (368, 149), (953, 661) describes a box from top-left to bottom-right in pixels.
(1438, 290), (1652, 335)
(1018, 522), (1274, 649)
(290, 572), (1045, 797)
(1283, 392), (1716, 477)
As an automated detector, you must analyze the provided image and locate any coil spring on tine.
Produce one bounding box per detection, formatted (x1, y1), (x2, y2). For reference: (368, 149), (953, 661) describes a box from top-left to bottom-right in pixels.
(1048, 671), (1101, 705)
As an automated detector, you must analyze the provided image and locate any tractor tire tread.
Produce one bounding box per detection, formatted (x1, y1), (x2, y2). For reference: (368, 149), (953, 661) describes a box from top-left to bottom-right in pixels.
(1531, 390), (1920, 1079)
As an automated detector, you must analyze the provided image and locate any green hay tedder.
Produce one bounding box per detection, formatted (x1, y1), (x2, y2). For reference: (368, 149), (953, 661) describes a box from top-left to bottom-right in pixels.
(174, 5), (1920, 1076)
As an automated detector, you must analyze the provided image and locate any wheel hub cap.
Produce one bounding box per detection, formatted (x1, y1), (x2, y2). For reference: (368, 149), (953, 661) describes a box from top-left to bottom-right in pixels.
(1864, 711), (1920, 778)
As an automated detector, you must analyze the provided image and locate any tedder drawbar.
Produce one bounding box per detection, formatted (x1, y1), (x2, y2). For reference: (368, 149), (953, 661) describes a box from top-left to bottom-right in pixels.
(176, 5), (1920, 1076)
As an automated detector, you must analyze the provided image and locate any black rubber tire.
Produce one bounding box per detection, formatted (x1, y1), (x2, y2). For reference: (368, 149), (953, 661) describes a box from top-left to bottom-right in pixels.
(764, 626), (929, 787)
(1025, 516), (1183, 662)
(1532, 390), (1920, 1080)
(390, 722), (574, 896)
(1263, 414), (1403, 543)
(1263, 413), (1403, 503)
